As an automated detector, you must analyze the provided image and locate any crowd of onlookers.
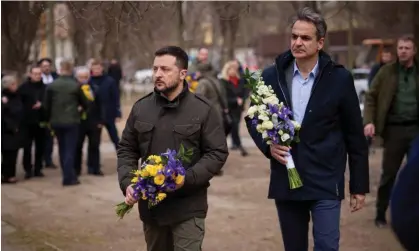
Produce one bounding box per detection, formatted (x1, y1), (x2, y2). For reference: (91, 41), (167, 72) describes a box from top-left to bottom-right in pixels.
(1, 58), (122, 185)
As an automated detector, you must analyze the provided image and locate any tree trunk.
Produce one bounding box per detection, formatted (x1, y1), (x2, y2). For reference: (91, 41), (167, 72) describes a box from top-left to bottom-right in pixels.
(177, 1), (185, 48)
(1, 2), (44, 79)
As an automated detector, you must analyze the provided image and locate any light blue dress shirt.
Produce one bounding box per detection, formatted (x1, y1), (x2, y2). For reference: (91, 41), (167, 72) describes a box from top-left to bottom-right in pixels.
(291, 60), (319, 124)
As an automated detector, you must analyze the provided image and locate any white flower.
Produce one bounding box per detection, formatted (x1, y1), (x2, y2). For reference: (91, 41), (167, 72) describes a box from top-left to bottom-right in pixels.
(256, 85), (270, 96)
(281, 133), (290, 142)
(262, 131), (268, 139)
(266, 140), (273, 145)
(258, 114), (270, 121)
(262, 96), (279, 105)
(256, 124), (263, 133)
(278, 130), (284, 136)
(291, 120), (301, 130)
(247, 105), (258, 118)
(272, 113), (279, 125)
(262, 121), (274, 130)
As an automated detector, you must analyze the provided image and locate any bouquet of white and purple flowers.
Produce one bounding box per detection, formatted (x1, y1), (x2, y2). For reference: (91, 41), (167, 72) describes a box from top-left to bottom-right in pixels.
(244, 69), (303, 189)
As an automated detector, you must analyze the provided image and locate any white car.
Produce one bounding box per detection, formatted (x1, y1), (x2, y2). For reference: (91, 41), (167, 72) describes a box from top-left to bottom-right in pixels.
(133, 69), (153, 93)
(352, 68), (370, 116)
(352, 68), (370, 104)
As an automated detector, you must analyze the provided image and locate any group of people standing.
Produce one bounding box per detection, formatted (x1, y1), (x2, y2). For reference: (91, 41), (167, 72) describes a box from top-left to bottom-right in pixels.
(1, 58), (122, 186)
(189, 48), (250, 158)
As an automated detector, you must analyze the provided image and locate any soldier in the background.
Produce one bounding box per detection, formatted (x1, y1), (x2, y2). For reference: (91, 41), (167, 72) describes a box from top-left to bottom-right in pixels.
(364, 35), (419, 228)
(37, 58), (59, 169)
(74, 66), (105, 177)
(43, 60), (89, 186)
(188, 47), (210, 73)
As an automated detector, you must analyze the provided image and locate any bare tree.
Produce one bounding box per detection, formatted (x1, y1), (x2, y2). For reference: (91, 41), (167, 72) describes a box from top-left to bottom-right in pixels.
(1, 2), (45, 78)
(212, 1), (249, 65)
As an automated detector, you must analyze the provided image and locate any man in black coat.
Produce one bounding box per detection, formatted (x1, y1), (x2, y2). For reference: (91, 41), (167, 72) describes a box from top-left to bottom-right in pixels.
(246, 8), (369, 251)
(18, 66), (47, 179)
(90, 59), (122, 151)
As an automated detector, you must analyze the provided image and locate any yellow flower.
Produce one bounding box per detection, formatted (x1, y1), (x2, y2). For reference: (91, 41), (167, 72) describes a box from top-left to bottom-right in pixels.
(156, 164), (164, 171)
(157, 192), (167, 201)
(133, 170), (141, 177)
(146, 165), (158, 177)
(175, 175), (185, 185)
(140, 169), (150, 177)
(131, 176), (138, 183)
(154, 174), (165, 185)
(147, 155), (162, 164)
(186, 76), (192, 81)
(141, 191), (147, 200)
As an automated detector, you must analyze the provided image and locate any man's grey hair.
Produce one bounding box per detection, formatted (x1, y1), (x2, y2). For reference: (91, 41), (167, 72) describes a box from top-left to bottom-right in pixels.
(74, 66), (90, 77)
(291, 7), (327, 40)
(1, 75), (17, 89)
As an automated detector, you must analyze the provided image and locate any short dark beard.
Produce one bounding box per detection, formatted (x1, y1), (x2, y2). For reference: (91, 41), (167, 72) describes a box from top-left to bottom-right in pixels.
(154, 80), (179, 96)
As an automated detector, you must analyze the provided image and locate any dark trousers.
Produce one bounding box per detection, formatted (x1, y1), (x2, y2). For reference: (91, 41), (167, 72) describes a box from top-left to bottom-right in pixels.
(75, 121), (102, 175)
(53, 124), (79, 184)
(44, 128), (54, 166)
(143, 217), (205, 251)
(376, 124), (419, 218)
(230, 109), (243, 147)
(23, 125), (46, 174)
(105, 122), (119, 150)
(2, 149), (18, 179)
(275, 200), (341, 251)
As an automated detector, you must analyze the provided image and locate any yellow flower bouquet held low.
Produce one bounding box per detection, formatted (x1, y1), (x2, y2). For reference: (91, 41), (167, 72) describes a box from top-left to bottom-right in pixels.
(115, 144), (194, 219)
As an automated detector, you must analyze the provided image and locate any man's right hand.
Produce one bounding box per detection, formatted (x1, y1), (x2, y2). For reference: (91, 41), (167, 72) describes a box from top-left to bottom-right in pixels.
(364, 123), (375, 137)
(270, 144), (291, 165)
(125, 185), (138, 206)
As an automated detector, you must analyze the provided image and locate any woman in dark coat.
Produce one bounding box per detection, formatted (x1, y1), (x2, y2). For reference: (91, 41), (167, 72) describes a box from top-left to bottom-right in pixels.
(220, 61), (248, 157)
(2, 75), (24, 183)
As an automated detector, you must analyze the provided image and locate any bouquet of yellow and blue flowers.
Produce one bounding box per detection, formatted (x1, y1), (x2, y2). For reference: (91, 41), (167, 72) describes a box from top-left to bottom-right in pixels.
(186, 73), (199, 93)
(115, 144), (193, 219)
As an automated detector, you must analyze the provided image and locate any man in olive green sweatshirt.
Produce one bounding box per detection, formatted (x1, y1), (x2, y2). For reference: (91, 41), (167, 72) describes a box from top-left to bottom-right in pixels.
(363, 35), (419, 228)
(44, 59), (89, 186)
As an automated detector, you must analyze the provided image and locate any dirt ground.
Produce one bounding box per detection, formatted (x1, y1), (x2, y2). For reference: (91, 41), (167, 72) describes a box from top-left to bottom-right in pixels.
(1, 100), (405, 251)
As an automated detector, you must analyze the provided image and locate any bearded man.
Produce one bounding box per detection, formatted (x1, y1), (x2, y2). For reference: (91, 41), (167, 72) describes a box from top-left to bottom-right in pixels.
(117, 46), (228, 251)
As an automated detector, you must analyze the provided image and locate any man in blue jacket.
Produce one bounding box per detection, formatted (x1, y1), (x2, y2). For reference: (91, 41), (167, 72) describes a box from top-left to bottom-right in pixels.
(89, 59), (122, 151)
(246, 7), (369, 251)
(391, 135), (419, 251)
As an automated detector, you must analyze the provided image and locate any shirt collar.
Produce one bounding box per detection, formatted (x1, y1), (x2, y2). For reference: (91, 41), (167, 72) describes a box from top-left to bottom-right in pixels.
(293, 60), (319, 78)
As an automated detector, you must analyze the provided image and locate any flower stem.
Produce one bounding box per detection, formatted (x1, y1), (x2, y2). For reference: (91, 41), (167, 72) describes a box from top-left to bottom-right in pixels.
(287, 168), (303, 189)
(115, 202), (134, 220)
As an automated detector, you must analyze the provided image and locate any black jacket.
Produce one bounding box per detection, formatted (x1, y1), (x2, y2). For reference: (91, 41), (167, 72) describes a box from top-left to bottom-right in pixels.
(1, 89), (24, 150)
(18, 79), (46, 125)
(246, 50), (369, 201)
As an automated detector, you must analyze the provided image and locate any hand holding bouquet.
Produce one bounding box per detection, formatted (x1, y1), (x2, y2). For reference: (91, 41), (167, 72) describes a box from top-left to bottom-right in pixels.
(243, 69), (303, 189)
(115, 144), (193, 219)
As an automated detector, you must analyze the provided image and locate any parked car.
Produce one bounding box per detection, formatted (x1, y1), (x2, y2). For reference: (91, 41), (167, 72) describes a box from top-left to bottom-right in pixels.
(352, 68), (370, 116)
(353, 68), (370, 103)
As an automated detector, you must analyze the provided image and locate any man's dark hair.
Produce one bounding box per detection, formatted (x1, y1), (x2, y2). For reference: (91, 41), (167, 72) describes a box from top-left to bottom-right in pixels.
(291, 7), (327, 40)
(29, 65), (41, 73)
(37, 58), (53, 66)
(154, 46), (189, 70)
